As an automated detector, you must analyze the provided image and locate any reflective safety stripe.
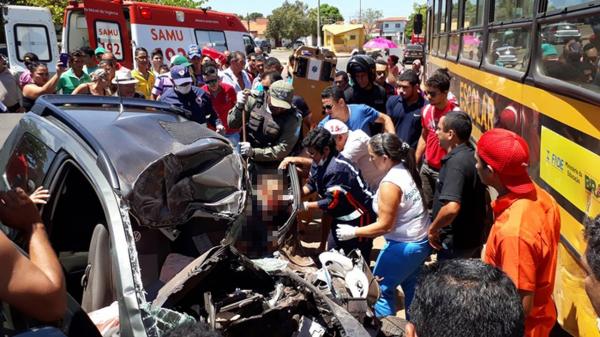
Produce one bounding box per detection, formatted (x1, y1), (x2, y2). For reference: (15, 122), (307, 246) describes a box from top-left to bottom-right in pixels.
(336, 209), (363, 221)
(327, 185), (348, 194)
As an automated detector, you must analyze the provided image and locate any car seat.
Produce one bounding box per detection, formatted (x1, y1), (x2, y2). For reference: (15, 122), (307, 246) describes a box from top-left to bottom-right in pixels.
(81, 224), (114, 313)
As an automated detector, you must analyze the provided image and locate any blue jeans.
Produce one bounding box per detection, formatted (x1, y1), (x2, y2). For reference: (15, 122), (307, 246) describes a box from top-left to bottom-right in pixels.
(373, 238), (431, 318)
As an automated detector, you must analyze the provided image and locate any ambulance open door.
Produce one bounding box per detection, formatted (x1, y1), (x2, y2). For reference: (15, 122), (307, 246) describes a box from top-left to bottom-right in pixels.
(3, 5), (59, 73)
(83, 0), (132, 68)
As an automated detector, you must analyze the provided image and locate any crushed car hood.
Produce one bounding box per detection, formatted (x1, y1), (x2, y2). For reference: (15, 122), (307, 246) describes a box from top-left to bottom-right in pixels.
(101, 116), (246, 228)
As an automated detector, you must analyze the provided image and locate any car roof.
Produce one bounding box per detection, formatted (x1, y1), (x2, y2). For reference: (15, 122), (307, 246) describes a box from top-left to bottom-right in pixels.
(30, 95), (220, 193)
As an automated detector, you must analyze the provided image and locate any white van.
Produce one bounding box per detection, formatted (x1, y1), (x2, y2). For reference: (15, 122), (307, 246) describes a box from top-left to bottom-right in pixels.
(0, 5), (59, 73)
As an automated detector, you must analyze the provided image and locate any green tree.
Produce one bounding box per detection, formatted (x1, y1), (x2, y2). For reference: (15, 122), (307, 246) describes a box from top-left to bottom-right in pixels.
(308, 4), (344, 41)
(14, 0), (68, 25)
(15, 0), (207, 25)
(138, 0), (208, 10)
(245, 12), (264, 21)
(266, 1), (311, 47)
(405, 2), (427, 39)
(358, 8), (383, 37)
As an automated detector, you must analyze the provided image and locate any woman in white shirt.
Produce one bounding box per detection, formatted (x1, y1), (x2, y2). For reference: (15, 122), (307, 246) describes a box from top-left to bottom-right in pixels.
(336, 132), (431, 318)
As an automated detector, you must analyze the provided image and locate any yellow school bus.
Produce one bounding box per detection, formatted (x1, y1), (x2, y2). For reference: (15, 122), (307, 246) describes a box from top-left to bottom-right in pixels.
(425, 0), (600, 336)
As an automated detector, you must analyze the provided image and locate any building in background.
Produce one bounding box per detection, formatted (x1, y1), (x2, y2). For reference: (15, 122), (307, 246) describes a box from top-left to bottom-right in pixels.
(322, 24), (365, 53)
(376, 17), (408, 45)
(243, 18), (269, 40)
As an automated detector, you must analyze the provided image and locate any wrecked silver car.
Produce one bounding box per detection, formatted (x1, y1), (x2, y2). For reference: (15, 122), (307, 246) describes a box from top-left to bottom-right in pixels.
(0, 95), (372, 337)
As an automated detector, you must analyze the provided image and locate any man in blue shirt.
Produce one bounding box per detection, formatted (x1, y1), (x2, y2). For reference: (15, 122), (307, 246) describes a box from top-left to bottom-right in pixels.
(160, 65), (223, 131)
(386, 70), (426, 148)
(318, 86), (394, 136)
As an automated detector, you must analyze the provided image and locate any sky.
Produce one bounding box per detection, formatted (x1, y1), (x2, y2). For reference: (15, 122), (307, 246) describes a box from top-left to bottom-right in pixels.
(206, 0), (424, 22)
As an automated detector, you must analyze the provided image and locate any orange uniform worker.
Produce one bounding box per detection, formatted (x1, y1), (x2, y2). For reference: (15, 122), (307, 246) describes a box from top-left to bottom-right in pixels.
(475, 128), (560, 337)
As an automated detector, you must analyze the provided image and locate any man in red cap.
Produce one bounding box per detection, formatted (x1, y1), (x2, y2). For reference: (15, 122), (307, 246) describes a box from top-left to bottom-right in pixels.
(475, 128), (561, 337)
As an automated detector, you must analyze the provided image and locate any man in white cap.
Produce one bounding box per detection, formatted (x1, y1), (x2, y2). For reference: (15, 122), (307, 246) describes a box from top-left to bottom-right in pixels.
(112, 69), (143, 98)
(279, 119), (384, 191)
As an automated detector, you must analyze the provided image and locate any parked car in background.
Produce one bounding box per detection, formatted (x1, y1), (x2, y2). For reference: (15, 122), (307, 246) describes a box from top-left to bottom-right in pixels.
(285, 40), (304, 50)
(493, 45), (519, 67)
(541, 22), (581, 44)
(255, 38), (272, 53)
(402, 44), (424, 64)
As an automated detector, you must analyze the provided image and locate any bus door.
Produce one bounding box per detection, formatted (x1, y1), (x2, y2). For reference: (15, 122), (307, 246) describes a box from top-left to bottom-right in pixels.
(83, 0), (132, 68)
(3, 5), (58, 73)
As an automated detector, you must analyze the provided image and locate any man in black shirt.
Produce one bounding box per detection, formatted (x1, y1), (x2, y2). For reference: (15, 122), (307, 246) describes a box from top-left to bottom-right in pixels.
(345, 55), (387, 113)
(429, 111), (488, 259)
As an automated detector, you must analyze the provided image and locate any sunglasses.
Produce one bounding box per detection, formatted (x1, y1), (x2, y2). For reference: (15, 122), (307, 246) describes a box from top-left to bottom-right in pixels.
(425, 91), (439, 98)
(323, 104), (333, 110)
(205, 79), (218, 85)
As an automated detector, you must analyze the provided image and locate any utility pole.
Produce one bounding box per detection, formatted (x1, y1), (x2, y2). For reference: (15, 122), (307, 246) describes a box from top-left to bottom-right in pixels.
(246, 13), (250, 35)
(317, 0), (321, 47)
(359, 0), (362, 23)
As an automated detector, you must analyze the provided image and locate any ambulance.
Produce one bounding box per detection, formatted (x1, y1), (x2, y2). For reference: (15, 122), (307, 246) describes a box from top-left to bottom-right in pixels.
(0, 5), (60, 73)
(62, 0), (256, 69)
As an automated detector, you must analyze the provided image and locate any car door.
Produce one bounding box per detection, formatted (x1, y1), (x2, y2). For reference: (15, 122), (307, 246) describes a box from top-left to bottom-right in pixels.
(0, 116), (101, 337)
(242, 34), (256, 56)
(2, 5), (58, 74)
(82, 0), (132, 68)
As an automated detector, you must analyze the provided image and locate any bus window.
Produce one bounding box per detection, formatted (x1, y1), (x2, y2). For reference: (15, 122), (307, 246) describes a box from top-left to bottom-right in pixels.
(547, 0), (596, 11)
(538, 17), (600, 91)
(15, 25), (51, 62)
(448, 33), (460, 59)
(440, 0), (447, 32)
(433, 0), (439, 33)
(195, 30), (228, 52)
(432, 35), (440, 55)
(492, 0), (534, 22)
(487, 27), (530, 72)
(450, 0), (459, 31)
(461, 31), (483, 62)
(67, 11), (90, 53)
(464, 0), (485, 28)
(439, 34), (449, 56)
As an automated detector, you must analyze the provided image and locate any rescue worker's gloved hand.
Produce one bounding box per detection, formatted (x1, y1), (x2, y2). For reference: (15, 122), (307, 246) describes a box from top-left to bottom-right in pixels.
(336, 224), (357, 241)
(240, 142), (253, 158)
(236, 90), (248, 106)
(216, 124), (225, 134)
(299, 201), (310, 212)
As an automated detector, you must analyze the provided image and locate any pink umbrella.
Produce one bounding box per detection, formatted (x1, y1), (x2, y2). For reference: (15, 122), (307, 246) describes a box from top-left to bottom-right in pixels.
(363, 37), (398, 49)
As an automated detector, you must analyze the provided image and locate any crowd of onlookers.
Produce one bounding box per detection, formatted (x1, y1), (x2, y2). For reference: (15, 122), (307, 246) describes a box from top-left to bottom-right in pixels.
(0, 42), (599, 337)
